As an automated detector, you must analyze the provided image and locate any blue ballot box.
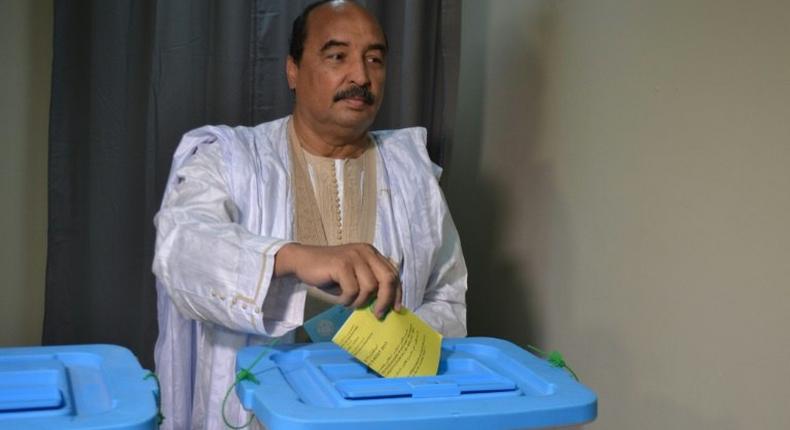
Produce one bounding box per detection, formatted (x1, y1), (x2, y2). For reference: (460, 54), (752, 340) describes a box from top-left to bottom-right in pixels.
(0, 344), (159, 430)
(236, 337), (597, 430)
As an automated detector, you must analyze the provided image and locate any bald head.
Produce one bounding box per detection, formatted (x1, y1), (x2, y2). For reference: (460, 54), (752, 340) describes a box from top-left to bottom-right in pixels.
(289, 0), (387, 65)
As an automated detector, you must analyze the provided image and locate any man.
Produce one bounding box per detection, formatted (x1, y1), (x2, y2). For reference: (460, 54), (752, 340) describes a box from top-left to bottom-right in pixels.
(152, 1), (467, 429)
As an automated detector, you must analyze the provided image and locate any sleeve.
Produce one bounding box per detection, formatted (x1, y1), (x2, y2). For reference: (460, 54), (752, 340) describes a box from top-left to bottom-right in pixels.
(413, 192), (468, 338)
(152, 136), (297, 337)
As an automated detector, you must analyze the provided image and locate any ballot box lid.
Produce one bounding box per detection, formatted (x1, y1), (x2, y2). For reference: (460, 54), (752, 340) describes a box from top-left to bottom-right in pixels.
(236, 337), (597, 430)
(0, 344), (159, 430)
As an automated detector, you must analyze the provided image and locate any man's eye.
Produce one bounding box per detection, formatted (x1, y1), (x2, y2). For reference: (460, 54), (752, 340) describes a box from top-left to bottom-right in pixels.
(367, 56), (384, 65)
(327, 53), (345, 61)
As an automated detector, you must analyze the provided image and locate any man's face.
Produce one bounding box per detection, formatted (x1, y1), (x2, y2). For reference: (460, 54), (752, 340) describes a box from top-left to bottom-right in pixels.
(287, 3), (387, 134)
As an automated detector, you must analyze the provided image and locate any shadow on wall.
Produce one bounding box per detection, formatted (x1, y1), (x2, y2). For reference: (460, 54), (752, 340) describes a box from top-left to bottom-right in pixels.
(455, 176), (544, 347)
(24, 0), (49, 344)
(445, 1), (563, 349)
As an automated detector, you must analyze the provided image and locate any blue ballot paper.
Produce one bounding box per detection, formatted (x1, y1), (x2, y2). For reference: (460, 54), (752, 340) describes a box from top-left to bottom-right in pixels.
(303, 304), (354, 342)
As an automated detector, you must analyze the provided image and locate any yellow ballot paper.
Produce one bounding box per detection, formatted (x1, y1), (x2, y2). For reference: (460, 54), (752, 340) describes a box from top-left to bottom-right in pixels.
(332, 306), (442, 378)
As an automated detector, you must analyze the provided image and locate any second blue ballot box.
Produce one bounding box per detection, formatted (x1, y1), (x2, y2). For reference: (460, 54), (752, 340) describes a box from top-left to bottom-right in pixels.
(0, 344), (159, 430)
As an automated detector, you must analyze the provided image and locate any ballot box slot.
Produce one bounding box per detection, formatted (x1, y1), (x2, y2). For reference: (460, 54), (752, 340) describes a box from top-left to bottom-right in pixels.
(334, 376), (517, 400)
(327, 357), (519, 400)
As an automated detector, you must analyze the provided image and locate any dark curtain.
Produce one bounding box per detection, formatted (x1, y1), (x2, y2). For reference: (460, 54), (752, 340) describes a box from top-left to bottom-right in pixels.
(43, 0), (460, 369)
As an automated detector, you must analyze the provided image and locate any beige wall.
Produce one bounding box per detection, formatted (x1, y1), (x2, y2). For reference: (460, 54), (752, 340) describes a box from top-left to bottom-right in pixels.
(0, 0), (52, 346)
(449, 0), (790, 428)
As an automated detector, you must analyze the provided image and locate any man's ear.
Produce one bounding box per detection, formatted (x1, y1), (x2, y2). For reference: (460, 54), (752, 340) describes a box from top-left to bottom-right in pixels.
(286, 56), (298, 90)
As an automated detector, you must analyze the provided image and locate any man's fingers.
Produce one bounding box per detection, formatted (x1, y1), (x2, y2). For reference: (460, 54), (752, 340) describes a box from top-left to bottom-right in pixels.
(368, 254), (400, 318)
(334, 265), (360, 307)
(394, 281), (403, 312)
(294, 244), (403, 315)
(350, 263), (377, 309)
(384, 256), (400, 274)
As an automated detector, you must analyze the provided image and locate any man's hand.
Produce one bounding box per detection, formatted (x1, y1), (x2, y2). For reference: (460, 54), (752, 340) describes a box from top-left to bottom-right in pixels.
(274, 243), (402, 319)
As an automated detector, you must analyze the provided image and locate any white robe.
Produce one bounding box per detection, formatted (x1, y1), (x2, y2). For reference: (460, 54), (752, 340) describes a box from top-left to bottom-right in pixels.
(152, 116), (467, 430)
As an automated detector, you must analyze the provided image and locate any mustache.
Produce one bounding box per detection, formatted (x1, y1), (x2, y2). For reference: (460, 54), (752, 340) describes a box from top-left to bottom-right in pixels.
(333, 85), (375, 105)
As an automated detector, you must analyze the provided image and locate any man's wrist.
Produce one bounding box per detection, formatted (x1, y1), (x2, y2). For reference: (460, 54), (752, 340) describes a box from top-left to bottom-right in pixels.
(274, 242), (302, 277)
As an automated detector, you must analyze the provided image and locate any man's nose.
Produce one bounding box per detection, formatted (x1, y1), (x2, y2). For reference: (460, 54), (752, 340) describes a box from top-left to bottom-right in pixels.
(348, 57), (371, 87)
